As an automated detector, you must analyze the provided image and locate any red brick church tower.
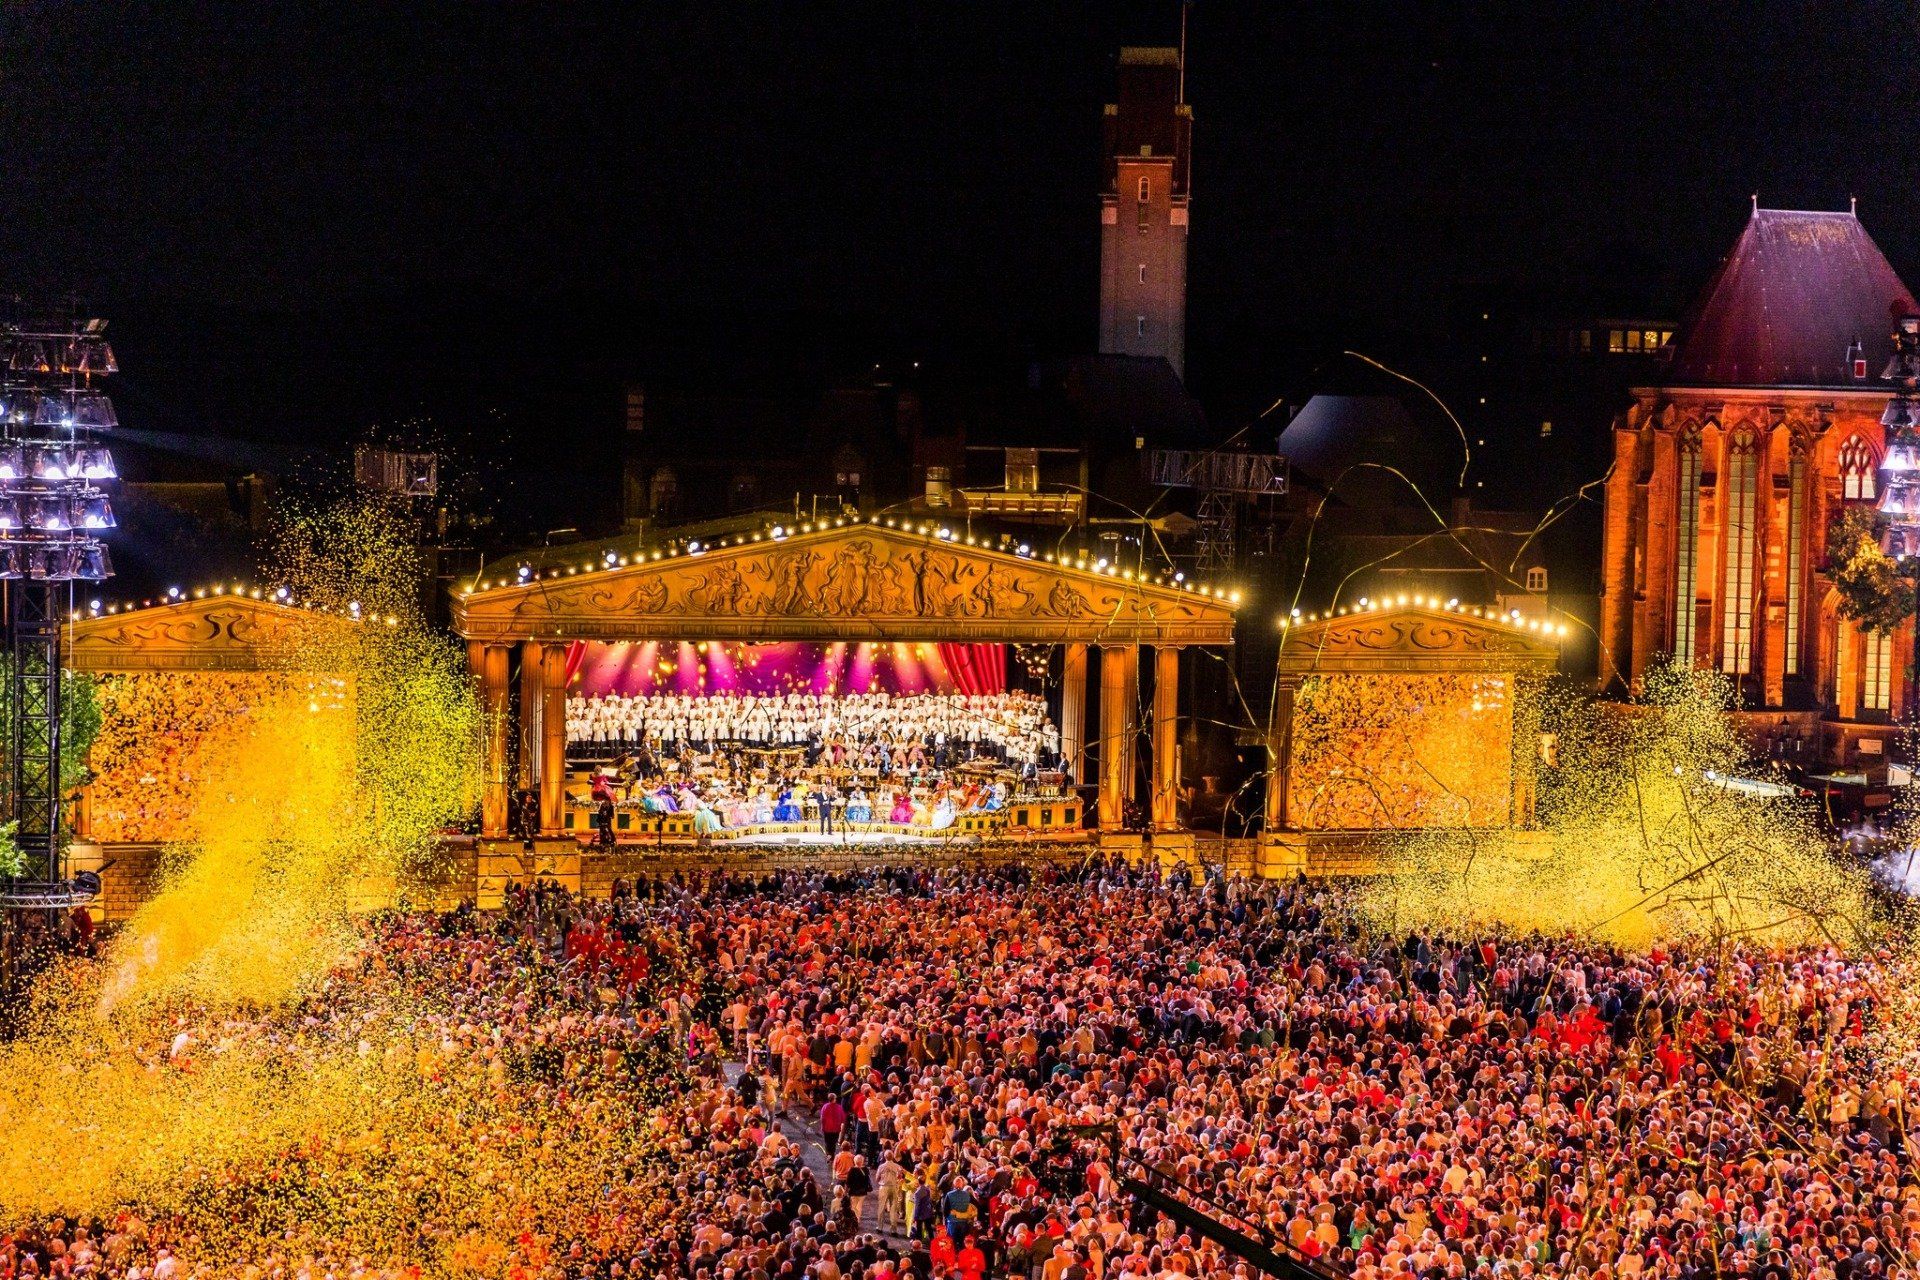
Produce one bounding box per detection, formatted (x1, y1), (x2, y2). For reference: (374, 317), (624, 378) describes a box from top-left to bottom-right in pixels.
(1598, 205), (1918, 761)
(1098, 47), (1191, 380)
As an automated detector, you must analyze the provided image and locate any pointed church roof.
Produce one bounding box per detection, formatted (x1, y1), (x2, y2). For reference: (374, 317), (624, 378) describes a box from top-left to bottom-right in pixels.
(1667, 207), (1916, 389)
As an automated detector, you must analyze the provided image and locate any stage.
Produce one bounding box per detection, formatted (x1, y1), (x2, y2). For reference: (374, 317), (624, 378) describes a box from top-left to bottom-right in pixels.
(717, 827), (982, 847)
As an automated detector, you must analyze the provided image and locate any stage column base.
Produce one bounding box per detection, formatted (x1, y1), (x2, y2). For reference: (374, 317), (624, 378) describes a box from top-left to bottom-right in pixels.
(476, 837), (582, 908)
(1146, 830), (1197, 871)
(1095, 831), (1147, 865)
(1256, 833), (1312, 879)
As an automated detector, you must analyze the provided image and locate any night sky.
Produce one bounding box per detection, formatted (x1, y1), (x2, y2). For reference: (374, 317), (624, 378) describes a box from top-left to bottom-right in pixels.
(5, 1), (1920, 436)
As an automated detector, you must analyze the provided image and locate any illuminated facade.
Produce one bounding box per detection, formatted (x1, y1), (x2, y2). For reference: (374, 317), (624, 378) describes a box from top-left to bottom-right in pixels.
(1598, 208), (1918, 754)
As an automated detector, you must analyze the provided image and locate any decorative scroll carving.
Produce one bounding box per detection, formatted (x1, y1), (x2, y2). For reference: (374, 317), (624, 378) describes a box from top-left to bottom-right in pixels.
(1279, 607), (1560, 677)
(68, 598), (343, 674)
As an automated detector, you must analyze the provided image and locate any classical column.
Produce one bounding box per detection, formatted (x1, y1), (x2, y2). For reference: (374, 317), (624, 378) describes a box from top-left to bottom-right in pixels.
(1151, 645), (1181, 829)
(478, 643), (512, 836)
(517, 641), (544, 793)
(1060, 642), (1088, 784)
(540, 643), (569, 834)
(1265, 679), (1297, 833)
(1098, 643), (1138, 829)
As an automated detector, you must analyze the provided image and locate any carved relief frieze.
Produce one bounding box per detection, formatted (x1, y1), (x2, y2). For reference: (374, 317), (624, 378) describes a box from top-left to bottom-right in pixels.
(455, 525), (1236, 646)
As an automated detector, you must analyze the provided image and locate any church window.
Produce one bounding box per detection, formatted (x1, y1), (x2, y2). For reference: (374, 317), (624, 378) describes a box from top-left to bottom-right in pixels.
(1674, 440), (1701, 665)
(1785, 450), (1806, 675)
(1137, 176), (1150, 202)
(1840, 436), (1877, 500)
(1136, 315), (1146, 337)
(1720, 432), (1760, 675)
(1865, 629), (1893, 711)
(1138, 263), (1147, 284)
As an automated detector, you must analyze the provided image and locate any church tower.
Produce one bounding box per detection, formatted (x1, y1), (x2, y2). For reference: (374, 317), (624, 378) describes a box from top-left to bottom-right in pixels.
(1099, 46), (1191, 380)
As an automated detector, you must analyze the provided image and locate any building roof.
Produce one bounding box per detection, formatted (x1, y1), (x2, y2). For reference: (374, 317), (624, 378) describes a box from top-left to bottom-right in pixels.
(1667, 208), (1917, 389)
(1275, 394), (1452, 506)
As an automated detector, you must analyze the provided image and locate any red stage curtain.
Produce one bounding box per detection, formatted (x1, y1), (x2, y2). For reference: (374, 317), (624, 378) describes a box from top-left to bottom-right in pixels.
(936, 642), (1006, 696)
(563, 640), (587, 686)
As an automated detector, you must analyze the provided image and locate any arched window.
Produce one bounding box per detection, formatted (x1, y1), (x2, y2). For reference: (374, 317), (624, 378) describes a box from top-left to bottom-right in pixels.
(1721, 431), (1760, 675)
(1865, 629), (1894, 712)
(1840, 436), (1877, 500)
(1673, 436), (1702, 666)
(1785, 442), (1808, 675)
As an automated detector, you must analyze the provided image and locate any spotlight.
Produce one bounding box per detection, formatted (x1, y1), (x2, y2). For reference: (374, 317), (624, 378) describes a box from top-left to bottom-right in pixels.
(26, 497), (67, 531)
(30, 445), (74, 480)
(74, 494), (114, 529)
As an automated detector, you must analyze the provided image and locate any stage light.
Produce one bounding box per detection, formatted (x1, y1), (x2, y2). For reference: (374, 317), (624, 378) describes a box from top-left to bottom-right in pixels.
(70, 394), (116, 429)
(30, 445), (75, 480)
(75, 494), (113, 529)
(75, 446), (115, 479)
(26, 497), (67, 531)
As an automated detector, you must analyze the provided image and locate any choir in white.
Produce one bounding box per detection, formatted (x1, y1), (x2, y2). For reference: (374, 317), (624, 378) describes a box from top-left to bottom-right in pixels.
(564, 691), (1066, 842)
(567, 691), (1059, 767)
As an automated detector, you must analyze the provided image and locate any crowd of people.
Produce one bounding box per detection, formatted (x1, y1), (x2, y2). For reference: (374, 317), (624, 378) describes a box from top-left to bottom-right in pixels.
(6, 864), (1918, 1280)
(567, 692), (1060, 771)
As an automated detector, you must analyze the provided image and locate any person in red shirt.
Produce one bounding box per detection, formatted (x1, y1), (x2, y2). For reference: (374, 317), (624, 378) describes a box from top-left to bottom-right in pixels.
(929, 1228), (957, 1273)
(956, 1236), (987, 1280)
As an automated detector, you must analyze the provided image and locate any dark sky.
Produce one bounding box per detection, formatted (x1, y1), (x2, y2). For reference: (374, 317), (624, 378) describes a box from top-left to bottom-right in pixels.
(4, 1), (1920, 422)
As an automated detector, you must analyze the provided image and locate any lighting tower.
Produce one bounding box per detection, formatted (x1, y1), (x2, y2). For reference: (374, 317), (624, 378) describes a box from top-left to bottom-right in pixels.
(0, 318), (116, 904)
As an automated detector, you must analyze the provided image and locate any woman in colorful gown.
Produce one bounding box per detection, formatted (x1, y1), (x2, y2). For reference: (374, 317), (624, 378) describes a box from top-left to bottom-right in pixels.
(692, 794), (723, 835)
(773, 785), (801, 823)
(724, 792), (753, 828)
(844, 786), (873, 824)
(750, 787), (775, 824)
(889, 790), (915, 825)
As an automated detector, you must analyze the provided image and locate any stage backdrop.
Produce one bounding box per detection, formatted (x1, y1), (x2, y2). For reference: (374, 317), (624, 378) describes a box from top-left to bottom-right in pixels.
(569, 640), (1006, 698)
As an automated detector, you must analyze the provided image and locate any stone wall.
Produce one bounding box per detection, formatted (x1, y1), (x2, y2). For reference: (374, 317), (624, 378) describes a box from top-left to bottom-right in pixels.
(83, 831), (1269, 922)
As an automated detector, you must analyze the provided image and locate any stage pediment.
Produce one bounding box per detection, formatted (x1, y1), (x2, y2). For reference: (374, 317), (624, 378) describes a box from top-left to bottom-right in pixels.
(452, 520), (1238, 646)
(67, 595), (343, 673)
(1278, 604), (1561, 676)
